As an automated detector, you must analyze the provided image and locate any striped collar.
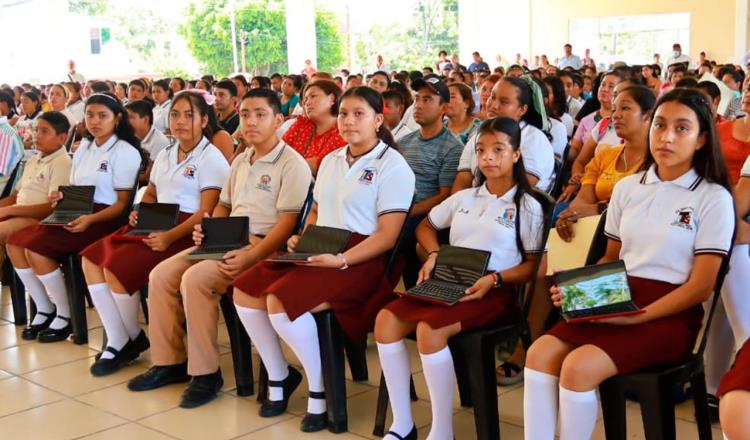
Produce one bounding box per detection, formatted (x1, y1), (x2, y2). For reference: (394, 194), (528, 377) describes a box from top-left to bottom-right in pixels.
(640, 165), (702, 191)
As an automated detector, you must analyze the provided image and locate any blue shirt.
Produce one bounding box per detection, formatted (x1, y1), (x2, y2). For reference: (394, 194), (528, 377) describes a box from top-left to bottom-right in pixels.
(398, 127), (463, 202)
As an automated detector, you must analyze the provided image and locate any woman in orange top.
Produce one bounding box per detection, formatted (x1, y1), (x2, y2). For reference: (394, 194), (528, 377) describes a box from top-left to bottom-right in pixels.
(718, 77), (750, 184)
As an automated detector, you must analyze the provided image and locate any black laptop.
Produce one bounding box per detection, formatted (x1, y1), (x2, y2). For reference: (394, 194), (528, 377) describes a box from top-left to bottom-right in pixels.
(268, 225), (352, 263)
(402, 246), (491, 306)
(554, 260), (643, 323)
(114, 203), (180, 241)
(41, 185), (95, 225)
(185, 216), (249, 260)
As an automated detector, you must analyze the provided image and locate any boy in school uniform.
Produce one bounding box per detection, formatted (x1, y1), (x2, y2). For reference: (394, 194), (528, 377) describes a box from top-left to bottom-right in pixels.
(125, 100), (171, 182)
(127, 88), (312, 409)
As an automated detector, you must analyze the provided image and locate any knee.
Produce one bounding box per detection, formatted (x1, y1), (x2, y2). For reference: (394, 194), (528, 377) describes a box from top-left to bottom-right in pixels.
(415, 321), (447, 354)
(374, 309), (402, 343)
(721, 391), (750, 440)
(558, 347), (613, 391)
(526, 335), (563, 375)
(266, 294), (285, 314)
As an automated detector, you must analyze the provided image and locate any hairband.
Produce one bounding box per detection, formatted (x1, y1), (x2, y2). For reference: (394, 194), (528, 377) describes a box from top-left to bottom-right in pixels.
(519, 75), (549, 132)
(178, 88), (216, 106)
(88, 92), (120, 105)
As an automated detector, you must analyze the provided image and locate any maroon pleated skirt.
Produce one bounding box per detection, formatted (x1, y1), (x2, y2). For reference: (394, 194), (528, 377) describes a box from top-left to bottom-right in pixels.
(384, 284), (518, 331)
(7, 204), (126, 260)
(547, 276), (703, 374)
(79, 212), (194, 294)
(718, 338), (750, 398)
(232, 233), (399, 341)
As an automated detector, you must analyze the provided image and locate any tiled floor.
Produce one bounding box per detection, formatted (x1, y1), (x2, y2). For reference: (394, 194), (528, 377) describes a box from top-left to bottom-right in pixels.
(0, 287), (725, 439)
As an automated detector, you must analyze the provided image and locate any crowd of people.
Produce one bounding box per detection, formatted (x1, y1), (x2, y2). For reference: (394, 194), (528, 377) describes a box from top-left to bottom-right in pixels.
(1, 42), (750, 440)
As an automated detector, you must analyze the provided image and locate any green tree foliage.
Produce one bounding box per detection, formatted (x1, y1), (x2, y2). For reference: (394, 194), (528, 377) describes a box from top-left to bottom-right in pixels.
(68, 0), (108, 16)
(181, 0), (343, 76)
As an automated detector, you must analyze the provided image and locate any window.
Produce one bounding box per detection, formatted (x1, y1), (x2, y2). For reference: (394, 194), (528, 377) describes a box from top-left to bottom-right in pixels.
(570, 13), (690, 67)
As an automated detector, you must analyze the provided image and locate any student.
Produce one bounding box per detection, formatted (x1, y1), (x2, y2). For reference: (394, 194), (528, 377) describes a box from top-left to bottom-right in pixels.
(523, 88), (734, 440)
(250, 76), (272, 90)
(65, 81), (85, 125)
(48, 84), (77, 127)
(126, 88), (311, 408)
(0, 91), (19, 126)
(230, 75), (248, 101)
(270, 73), (283, 94)
(368, 71), (391, 94)
(80, 91), (230, 376)
(151, 79), (173, 134)
(214, 80), (239, 134)
(124, 100), (171, 183)
(282, 80), (346, 175)
(382, 90), (413, 140)
(642, 64), (662, 95)
(127, 79), (148, 103)
(453, 76), (555, 193)
(376, 117), (544, 440)
(444, 83), (481, 144)
(15, 91), (43, 150)
(538, 76), (568, 158)
(6, 93), (143, 343)
(231, 86), (414, 432)
(280, 75), (302, 118)
(718, 79), (750, 184)
(476, 74), (501, 121)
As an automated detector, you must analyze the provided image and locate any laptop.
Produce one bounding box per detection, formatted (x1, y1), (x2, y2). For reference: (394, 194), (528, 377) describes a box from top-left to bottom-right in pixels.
(185, 216), (249, 260)
(554, 260), (644, 324)
(402, 246), (491, 306)
(113, 203), (180, 241)
(41, 185), (95, 225)
(268, 225), (352, 263)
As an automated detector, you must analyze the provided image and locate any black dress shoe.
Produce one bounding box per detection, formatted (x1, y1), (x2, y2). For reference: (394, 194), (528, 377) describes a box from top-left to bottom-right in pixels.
(179, 369), (223, 409)
(37, 316), (72, 343)
(90, 344), (135, 377)
(21, 309), (56, 340)
(127, 330), (150, 358)
(300, 391), (328, 433)
(128, 362), (190, 391)
(259, 366), (303, 417)
(385, 425), (417, 440)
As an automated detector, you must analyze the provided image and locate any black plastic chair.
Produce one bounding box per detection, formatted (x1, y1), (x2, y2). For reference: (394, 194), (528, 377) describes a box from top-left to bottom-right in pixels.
(372, 189), (556, 440)
(550, 144), (572, 199)
(3, 258), (30, 325)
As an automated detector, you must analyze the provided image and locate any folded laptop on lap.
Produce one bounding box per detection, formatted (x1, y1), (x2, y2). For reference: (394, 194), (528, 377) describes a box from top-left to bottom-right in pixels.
(267, 225), (352, 263)
(185, 216), (249, 260)
(113, 203), (180, 241)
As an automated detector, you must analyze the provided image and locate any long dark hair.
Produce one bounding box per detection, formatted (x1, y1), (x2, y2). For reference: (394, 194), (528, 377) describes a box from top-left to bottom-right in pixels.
(170, 90), (218, 142)
(339, 86), (399, 151)
(543, 76), (567, 119)
(0, 91), (16, 118)
(501, 77), (543, 130)
(20, 91), (42, 118)
(643, 88), (731, 193)
(84, 92), (145, 163)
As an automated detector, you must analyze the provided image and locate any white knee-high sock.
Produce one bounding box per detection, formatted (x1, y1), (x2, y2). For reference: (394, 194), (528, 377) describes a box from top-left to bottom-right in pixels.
(235, 305), (289, 401)
(112, 291), (142, 340)
(524, 368), (560, 440)
(377, 341), (414, 438)
(558, 386), (598, 440)
(269, 312), (325, 414)
(723, 244), (750, 351)
(37, 269), (70, 330)
(88, 283), (128, 360)
(420, 347), (455, 440)
(15, 267), (53, 325)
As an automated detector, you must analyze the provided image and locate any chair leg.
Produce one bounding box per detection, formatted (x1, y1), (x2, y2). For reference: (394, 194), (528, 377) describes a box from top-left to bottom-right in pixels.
(7, 264), (27, 325)
(257, 362), (268, 404)
(63, 256), (88, 345)
(372, 372), (389, 437)
(344, 337), (369, 382)
(139, 283), (149, 324)
(599, 379), (627, 440)
(690, 371), (713, 440)
(449, 340), (473, 407)
(462, 335), (500, 440)
(638, 380), (677, 440)
(219, 295), (254, 397)
(314, 312), (348, 433)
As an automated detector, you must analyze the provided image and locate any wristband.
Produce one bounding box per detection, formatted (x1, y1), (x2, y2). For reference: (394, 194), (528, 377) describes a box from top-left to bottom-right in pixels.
(492, 271), (503, 287)
(337, 253), (349, 270)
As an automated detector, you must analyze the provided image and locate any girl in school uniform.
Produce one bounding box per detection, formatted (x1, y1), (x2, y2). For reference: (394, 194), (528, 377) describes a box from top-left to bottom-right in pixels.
(6, 92), (143, 343)
(14, 91), (43, 150)
(151, 79), (173, 134)
(231, 86), (415, 433)
(523, 88), (735, 440)
(79, 91), (229, 376)
(376, 116), (546, 440)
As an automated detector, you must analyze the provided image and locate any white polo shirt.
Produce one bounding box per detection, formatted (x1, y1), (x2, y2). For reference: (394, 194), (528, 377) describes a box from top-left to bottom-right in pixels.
(549, 117), (567, 158)
(220, 140), (312, 236)
(153, 99), (171, 134)
(16, 147), (72, 205)
(67, 100), (85, 125)
(458, 121), (555, 191)
(605, 165), (734, 285)
(314, 142), (416, 236)
(71, 135), (142, 205)
(428, 184), (545, 272)
(150, 137), (229, 213)
(141, 126), (171, 160)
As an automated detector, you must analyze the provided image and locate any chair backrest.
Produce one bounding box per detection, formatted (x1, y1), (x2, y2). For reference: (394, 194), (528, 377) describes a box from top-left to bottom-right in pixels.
(295, 184), (315, 235)
(384, 196), (416, 277)
(64, 126), (76, 152)
(550, 144), (572, 199)
(519, 189), (556, 317)
(584, 209), (608, 266)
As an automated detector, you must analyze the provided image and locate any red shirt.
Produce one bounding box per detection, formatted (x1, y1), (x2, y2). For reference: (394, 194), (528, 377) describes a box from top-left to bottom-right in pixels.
(718, 119), (750, 184)
(282, 116), (346, 164)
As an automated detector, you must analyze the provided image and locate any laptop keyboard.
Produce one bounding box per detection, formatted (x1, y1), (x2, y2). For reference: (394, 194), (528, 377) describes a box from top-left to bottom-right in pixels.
(273, 253), (316, 262)
(44, 214), (82, 224)
(407, 280), (468, 305)
(565, 302), (639, 319)
(200, 245), (239, 254)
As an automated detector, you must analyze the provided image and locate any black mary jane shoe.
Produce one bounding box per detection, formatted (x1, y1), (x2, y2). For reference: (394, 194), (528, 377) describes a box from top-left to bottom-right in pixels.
(300, 391), (328, 433)
(21, 309), (56, 340)
(385, 425), (417, 440)
(90, 344), (135, 377)
(37, 316), (72, 343)
(179, 369), (224, 409)
(259, 366), (303, 417)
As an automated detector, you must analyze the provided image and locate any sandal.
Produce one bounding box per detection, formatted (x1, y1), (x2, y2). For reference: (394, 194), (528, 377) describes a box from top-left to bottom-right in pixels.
(496, 361), (524, 386)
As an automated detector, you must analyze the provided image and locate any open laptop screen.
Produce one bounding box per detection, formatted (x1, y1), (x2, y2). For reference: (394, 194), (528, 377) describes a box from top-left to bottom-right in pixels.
(432, 246), (490, 287)
(557, 261), (632, 313)
(57, 186), (95, 212)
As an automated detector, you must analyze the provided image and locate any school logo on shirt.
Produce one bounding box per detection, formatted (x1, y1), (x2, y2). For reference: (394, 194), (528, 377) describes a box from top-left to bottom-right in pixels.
(670, 207), (694, 231)
(494, 207), (516, 228)
(35, 171), (46, 183)
(97, 160), (109, 172)
(256, 174), (272, 192)
(183, 164), (197, 179)
(358, 167), (376, 185)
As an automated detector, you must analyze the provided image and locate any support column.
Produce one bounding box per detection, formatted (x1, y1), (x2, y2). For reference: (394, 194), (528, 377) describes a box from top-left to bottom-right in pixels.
(285, 0), (317, 73)
(737, 0), (749, 63)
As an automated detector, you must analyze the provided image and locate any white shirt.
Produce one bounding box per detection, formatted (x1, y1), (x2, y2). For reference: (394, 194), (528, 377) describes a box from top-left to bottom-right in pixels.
(458, 121), (555, 192)
(566, 96), (583, 119)
(149, 137), (229, 213)
(153, 99), (171, 134)
(558, 54), (583, 70)
(67, 100), (85, 125)
(71, 135), (142, 205)
(590, 118), (622, 155)
(561, 113), (575, 138)
(400, 104), (420, 132)
(666, 53), (692, 68)
(59, 108), (77, 127)
(314, 141), (415, 236)
(605, 166), (734, 285)
(140, 126), (171, 160)
(548, 118), (567, 158)
(428, 184), (545, 271)
(392, 120), (415, 141)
